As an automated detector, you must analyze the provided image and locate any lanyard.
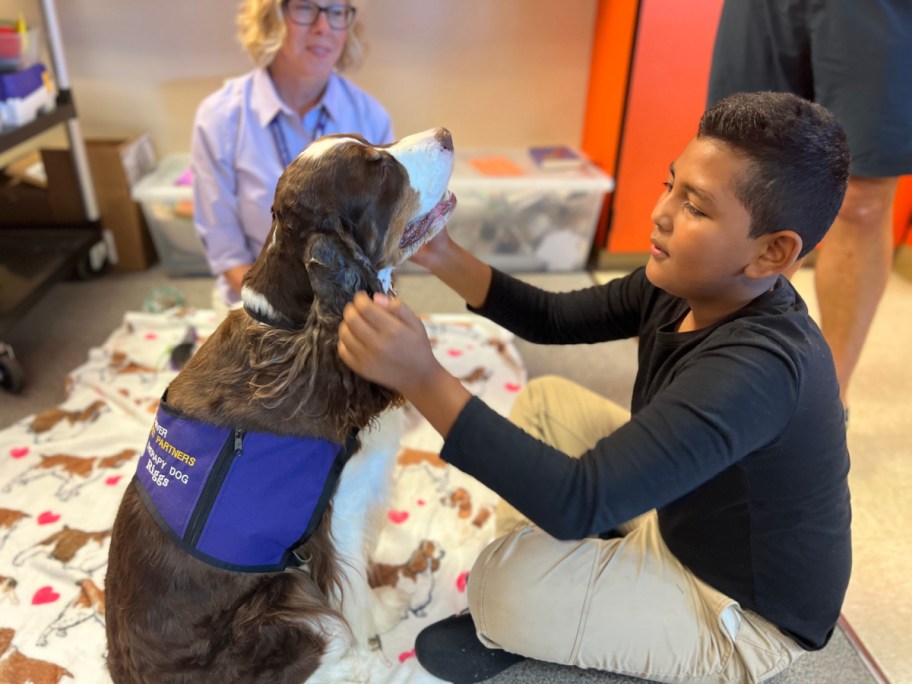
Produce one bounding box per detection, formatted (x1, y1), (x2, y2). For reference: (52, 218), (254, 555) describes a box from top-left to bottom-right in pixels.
(269, 105), (330, 168)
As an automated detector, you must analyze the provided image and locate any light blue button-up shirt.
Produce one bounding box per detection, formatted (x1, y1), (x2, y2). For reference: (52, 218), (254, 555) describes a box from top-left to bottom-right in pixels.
(191, 68), (393, 305)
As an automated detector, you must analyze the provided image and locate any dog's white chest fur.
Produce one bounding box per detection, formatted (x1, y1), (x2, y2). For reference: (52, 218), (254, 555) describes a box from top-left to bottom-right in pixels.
(303, 407), (405, 684)
(333, 408), (403, 553)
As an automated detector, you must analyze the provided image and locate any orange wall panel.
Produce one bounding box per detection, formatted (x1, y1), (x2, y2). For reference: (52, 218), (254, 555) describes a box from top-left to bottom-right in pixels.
(607, 0), (724, 252)
(581, 0), (640, 178)
(895, 176), (912, 246)
(581, 0), (640, 249)
(585, 1), (910, 253)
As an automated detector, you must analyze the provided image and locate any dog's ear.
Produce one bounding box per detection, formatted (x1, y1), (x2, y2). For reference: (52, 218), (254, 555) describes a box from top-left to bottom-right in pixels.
(243, 208), (385, 328)
(408, 548), (429, 573)
(304, 219), (380, 311)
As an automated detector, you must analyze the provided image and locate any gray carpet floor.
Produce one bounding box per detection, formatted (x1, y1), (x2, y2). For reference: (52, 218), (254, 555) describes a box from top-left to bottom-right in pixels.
(0, 265), (883, 684)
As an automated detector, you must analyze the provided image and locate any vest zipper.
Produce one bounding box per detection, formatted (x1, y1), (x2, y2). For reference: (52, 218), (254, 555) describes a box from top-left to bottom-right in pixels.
(184, 428), (245, 547)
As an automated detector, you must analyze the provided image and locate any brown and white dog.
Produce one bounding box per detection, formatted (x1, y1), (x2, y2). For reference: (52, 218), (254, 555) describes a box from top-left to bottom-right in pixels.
(368, 540), (445, 618)
(104, 128), (456, 683)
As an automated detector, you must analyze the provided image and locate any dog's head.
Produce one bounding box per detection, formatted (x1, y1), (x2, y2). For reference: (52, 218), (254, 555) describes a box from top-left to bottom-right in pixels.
(242, 128), (456, 330)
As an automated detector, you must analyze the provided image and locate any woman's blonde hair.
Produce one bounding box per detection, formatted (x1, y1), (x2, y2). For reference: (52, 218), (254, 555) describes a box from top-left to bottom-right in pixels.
(237, 0), (365, 71)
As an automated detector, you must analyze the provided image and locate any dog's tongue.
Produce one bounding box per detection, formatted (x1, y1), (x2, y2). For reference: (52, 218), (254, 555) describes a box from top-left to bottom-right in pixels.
(400, 191), (457, 249)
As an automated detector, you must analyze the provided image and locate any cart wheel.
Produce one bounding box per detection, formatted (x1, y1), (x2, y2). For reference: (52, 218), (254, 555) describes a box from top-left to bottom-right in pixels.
(0, 345), (24, 394)
(74, 254), (96, 280)
(75, 240), (109, 280)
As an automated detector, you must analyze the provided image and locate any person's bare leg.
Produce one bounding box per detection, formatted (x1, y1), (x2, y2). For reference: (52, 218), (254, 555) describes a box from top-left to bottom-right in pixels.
(814, 176), (898, 406)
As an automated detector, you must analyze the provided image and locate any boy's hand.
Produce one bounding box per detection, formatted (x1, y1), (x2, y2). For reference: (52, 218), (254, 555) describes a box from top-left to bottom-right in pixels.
(338, 292), (440, 394)
(409, 228), (454, 272)
(340, 291), (473, 438)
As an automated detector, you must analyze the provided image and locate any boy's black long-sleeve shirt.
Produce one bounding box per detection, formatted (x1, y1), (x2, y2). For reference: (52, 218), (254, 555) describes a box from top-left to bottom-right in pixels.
(441, 267), (851, 650)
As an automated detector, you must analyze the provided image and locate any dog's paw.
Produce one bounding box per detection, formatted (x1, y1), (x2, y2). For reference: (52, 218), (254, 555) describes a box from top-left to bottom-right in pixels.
(307, 647), (380, 684)
(370, 585), (410, 635)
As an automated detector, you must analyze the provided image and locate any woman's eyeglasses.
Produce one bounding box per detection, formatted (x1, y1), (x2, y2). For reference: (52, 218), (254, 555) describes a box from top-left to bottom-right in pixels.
(284, 1), (357, 30)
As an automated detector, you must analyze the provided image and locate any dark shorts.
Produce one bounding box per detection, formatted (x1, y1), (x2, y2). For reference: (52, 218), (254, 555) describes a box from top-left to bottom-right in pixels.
(707, 0), (912, 177)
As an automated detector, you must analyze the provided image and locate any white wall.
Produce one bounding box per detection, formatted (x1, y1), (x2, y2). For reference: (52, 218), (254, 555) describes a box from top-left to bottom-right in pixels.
(1, 0), (597, 160)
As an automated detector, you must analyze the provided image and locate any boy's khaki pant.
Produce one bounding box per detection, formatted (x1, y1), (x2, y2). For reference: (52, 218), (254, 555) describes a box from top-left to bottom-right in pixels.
(466, 376), (806, 684)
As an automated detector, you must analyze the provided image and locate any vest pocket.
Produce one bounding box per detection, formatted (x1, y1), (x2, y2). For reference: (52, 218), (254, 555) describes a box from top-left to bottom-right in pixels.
(183, 428), (245, 547)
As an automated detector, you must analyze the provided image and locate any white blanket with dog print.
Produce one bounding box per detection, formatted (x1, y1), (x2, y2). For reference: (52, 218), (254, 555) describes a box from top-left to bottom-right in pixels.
(0, 308), (525, 683)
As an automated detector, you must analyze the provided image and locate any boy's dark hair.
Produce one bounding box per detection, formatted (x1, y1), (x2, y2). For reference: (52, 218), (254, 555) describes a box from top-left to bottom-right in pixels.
(698, 91), (850, 257)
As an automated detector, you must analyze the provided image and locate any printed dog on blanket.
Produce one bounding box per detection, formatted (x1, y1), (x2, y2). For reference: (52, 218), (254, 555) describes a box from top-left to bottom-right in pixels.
(441, 487), (494, 529)
(37, 578), (105, 647)
(2, 449), (135, 501)
(26, 400), (108, 444)
(0, 509), (30, 552)
(0, 627), (74, 684)
(105, 128), (456, 684)
(0, 574), (19, 605)
(369, 540), (445, 618)
(101, 350), (159, 384)
(13, 526), (111, 575)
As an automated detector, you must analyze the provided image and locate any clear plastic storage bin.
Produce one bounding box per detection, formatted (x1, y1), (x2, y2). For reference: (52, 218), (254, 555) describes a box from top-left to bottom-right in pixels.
(131, 154), (210, 277)
(0, 27), (40, 71)
(443, 148), (615, 272)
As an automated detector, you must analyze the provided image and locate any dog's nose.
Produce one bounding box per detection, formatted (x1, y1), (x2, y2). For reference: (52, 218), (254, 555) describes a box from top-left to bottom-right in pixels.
(435, 128), (453, 152)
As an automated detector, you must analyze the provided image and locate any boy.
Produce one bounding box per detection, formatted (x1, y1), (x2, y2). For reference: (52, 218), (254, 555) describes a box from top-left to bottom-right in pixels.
(338, 92), (852, 683)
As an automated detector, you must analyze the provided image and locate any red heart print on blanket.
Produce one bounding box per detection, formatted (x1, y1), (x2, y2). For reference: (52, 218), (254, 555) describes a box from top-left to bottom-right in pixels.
(32, 586), (61, 605)
(399, 649), (416, 663)
(10, 446), (29, 458)
(106, 475), (123, 486)
(37, 511), (61, 525)
(387, 510), (409, 524)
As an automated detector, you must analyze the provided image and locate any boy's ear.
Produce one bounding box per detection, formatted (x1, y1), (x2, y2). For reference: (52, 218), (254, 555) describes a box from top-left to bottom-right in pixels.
(746, 230), (803, 279)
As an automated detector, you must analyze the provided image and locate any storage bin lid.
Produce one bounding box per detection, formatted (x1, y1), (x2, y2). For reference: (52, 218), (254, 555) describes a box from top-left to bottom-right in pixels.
(130, 148), (615, 202)
(132, 154), (193, 203)
(449, 148), (615, 192)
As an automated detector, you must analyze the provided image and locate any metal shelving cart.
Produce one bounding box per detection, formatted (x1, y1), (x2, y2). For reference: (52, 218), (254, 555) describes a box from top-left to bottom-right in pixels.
(0, 0), (107, 393)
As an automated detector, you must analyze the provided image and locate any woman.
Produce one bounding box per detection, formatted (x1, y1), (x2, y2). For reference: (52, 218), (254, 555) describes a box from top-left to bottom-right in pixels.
(191, 0), (393, 310)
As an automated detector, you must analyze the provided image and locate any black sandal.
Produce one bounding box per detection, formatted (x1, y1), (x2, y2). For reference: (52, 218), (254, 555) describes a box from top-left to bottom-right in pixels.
(415, 611), (526, 684)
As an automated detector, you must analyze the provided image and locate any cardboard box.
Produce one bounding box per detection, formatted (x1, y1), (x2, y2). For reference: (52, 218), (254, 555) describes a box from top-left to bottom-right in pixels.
(0, 148), (85, 225)
(4, 150), (46, 187)
(1, 133), (160, 271)
(85, 133), (159, 271)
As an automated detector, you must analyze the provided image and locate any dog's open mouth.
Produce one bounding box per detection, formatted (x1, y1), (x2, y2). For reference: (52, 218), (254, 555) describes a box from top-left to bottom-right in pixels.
(400, 191), (457, 249)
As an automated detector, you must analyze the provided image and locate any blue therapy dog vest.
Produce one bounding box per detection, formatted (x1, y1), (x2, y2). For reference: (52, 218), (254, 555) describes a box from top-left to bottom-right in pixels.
(133, 399), (357, 572)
